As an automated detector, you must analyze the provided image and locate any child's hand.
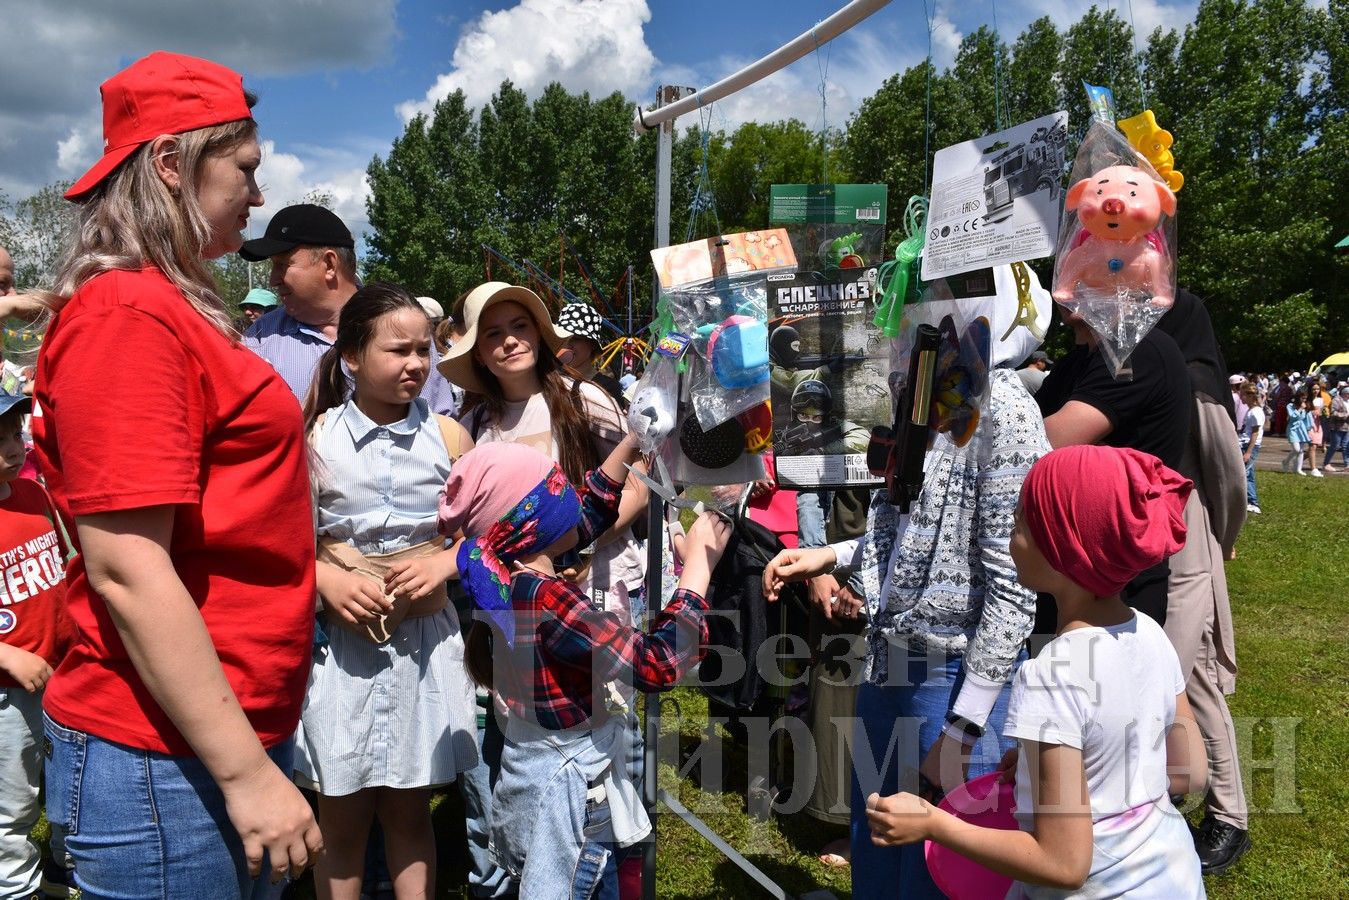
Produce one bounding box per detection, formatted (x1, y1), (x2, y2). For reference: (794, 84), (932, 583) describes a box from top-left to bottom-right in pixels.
(997, 745), (1020, 783)
(762, 547), (837, 601)
(682, 512), (733, 576)
(384, 552), (456, 601)
(0, 646), (53, 693)
(865, 791), (935, 846)
(320, 569), (392, 629)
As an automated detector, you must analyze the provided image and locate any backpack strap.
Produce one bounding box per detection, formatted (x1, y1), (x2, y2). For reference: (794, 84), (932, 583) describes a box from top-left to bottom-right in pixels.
(308, 412), (327, 450)
(434, 414), (463, 462)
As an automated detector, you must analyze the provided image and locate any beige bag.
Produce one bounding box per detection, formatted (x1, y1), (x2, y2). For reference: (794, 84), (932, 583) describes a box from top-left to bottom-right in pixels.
(308, 409), (465, 642)
(317, 536), (448, 643)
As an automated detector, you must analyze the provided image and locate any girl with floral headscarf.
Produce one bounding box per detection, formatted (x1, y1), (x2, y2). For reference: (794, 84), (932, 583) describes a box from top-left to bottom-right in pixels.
(440, 435), (730, 899)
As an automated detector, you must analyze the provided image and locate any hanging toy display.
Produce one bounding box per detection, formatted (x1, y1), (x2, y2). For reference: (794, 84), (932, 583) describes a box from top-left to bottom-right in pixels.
(649, 230), (795, 432)
(631, 230), (796, 488)
(818, 231), (866, 271)
(873, 197), (928, 339)
(628, 332), (689, 454)
(1052, 116), (1179, 378)
(1117, 109), (1184, 193)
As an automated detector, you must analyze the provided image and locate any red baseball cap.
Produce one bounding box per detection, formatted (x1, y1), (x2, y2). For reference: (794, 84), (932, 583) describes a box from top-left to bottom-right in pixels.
(65, 51), (254, 202)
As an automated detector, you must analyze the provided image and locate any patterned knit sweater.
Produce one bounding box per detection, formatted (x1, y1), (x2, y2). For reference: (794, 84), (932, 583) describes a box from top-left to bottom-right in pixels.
(859, 368), (1050, 690)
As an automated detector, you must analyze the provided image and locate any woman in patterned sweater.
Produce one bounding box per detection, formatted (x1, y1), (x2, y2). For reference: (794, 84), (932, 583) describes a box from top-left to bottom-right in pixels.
(763, 264), (1053, 899)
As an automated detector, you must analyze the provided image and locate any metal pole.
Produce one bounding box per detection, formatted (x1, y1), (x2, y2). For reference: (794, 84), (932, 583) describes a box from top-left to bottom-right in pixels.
(642, 82), (693, 900)
(632, 0), (891, 134)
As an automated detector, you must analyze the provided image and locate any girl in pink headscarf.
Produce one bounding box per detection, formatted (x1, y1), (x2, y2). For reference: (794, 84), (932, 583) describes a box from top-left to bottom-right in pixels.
(865, 445), (1210, 899)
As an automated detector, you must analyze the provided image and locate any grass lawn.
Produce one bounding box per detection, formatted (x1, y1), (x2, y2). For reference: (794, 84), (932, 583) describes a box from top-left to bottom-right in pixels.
(34, 472), (1347, 898)
(646, 470), (1349, 898)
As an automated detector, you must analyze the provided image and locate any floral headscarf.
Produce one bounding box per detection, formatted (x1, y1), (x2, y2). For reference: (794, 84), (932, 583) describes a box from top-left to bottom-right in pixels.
(440, 444), (580, 646)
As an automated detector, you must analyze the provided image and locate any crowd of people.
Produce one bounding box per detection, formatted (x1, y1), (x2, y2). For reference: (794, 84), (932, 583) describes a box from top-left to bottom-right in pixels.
(0, 49), (1289, 900)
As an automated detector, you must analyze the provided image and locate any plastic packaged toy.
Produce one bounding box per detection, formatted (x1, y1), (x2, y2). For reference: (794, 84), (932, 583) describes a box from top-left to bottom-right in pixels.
(628, 332), (689, 454)
(1117, 110), (1184, 193)
(1052, 118), (1178, 377)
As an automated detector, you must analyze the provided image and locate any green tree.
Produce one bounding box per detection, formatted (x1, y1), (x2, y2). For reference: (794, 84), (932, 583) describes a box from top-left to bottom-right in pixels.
(0, 182), (77, 290)
(1007, 18), (1064, 124)
(366, 89), (489, 303)
(1172, 0), (1326, 366)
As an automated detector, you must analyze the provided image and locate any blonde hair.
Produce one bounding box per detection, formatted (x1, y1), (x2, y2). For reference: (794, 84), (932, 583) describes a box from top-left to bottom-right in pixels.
(43, 114), (258, 338)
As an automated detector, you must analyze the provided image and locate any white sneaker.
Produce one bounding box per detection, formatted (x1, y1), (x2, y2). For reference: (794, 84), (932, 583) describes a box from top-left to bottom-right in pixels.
(1298, 470), (1307, 476)
(1247, 504), (1261, 514)
(1325, 465), (1338, 472)
(1312, 469), (1324, 477)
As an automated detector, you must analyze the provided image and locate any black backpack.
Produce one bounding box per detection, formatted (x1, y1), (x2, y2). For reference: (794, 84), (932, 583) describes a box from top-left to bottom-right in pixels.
(696, 516), (809, 711)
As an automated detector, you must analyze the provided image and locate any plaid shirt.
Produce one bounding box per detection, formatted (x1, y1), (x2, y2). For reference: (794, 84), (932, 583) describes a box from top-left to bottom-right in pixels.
(489, 468), (708, 731)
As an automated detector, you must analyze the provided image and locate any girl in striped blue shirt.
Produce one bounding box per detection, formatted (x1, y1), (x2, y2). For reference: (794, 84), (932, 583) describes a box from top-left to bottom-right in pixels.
(297, 282), (479, 899)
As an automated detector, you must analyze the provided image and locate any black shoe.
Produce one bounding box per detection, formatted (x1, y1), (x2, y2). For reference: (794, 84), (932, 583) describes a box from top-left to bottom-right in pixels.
(1196, 818), (1251, 875)
(40, 857), (76, 898)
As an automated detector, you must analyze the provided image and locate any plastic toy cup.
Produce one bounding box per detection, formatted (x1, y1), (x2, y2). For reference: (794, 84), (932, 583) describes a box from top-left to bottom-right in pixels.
(707, 315), (769, 389)
(924, 772), (1018, 900)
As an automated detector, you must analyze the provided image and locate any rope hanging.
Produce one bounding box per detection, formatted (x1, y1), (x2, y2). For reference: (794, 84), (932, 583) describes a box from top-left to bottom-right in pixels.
(812, 24), (833, 182)
(989, 0), (1007, 131)
(1126, 0), (1151, 110)
(685, 104), (723, 242)
(921, 0), (936, 193)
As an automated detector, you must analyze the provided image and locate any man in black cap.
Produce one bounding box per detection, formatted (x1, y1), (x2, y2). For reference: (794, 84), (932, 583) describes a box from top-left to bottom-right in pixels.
(1016, 349), (1052, 394)
(239, 204), (459, 414)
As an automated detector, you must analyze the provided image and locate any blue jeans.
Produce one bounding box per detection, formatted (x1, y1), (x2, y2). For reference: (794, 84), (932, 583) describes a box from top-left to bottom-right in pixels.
(460, 714), (510, 898)
(796, 490), (832, 549)
(0, 688), (60, 897)
(44, 713), (293, 900)
(849, 648), (1022, 900)
(1325, 430), (1349, 467)
(1245, 444), (1260, 507)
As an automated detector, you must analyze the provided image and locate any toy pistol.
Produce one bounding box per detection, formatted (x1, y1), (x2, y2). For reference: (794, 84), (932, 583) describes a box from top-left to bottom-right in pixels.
(866, 323), (939, 511)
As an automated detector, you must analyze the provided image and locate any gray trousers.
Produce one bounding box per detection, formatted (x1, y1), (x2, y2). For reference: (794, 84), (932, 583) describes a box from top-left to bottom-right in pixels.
(1165, 396), (1247, 828)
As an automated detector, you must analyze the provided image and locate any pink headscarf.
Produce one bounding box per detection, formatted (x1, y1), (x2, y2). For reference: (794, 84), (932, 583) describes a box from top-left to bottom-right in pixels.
(1021, 445), (1191, 598)
(439, 442), (558, 539)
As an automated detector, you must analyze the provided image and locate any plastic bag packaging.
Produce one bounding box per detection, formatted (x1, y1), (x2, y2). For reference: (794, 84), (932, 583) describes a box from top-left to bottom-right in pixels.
(1052, 118), (1178, 378)
(628, 332), (690, 454)
(663, 279), (772, 431)
(886, 283), (998, 460)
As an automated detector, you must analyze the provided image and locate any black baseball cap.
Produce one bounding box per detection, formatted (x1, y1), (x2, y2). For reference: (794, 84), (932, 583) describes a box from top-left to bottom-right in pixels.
(238, 204), (354, 262)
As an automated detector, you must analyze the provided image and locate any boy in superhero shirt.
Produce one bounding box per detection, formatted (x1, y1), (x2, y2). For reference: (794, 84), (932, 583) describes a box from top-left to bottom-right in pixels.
(0, 390), (75, 897)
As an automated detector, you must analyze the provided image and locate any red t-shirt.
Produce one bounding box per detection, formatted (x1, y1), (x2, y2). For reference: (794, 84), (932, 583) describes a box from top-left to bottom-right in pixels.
(33, 267), (316, 755)
(0, 478), (75, 687)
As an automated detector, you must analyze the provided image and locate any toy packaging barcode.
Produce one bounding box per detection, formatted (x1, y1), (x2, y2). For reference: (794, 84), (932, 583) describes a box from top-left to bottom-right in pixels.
(856, 207), (881, 220)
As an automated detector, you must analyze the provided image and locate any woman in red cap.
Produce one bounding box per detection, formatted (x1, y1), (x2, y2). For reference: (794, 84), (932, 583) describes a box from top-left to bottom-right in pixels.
(865, 445), (1209, 899)
(33, 52), (322, 896)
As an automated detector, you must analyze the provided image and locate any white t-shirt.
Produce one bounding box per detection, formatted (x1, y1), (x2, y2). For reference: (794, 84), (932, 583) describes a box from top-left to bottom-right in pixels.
(1242, 406), (1265, 448)
(1004, 612), (1184, 825)
(461, 380), (646, 602)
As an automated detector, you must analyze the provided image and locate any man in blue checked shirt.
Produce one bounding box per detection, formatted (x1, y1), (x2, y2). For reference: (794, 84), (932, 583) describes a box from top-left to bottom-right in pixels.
(239, 204), (461, 416)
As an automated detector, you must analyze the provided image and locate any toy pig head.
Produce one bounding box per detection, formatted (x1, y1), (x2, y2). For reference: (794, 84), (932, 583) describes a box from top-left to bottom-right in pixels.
(1066, 165), (1176, 242)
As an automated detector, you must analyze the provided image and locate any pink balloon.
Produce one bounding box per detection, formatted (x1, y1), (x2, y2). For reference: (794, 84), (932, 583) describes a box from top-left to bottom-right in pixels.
(925, 772), (1019, 900)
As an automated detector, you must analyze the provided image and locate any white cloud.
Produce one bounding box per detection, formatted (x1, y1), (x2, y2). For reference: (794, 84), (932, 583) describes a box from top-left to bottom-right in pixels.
(253, 141), (373, 247)
(931, 10), (964, 63)
(55, 127), (94, 176)
(398, 0), (656, 120)
(0, 0), (395, 201)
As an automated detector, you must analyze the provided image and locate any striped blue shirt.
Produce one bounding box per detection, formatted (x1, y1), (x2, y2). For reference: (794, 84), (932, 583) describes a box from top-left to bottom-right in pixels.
(313, 397), (452, 555)
(244, 309), (461, 417)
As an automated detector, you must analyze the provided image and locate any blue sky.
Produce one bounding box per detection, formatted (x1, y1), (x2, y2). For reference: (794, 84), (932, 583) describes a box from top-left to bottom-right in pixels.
(0, 0), (1201, 244)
